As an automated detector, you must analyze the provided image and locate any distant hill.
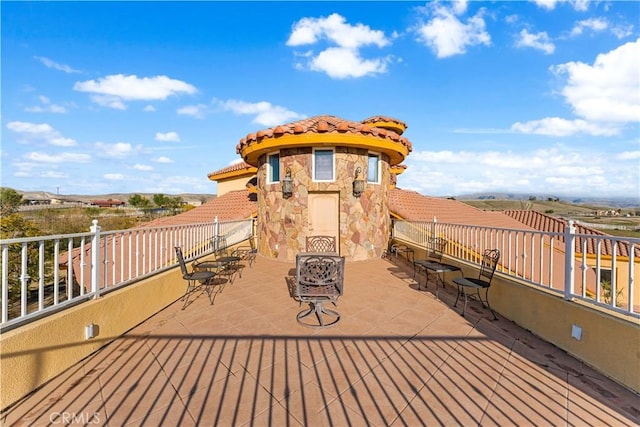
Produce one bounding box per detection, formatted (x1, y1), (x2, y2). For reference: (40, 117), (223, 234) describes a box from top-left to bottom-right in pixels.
(457, 192), (640, 209)
(17, 191), (216, 205)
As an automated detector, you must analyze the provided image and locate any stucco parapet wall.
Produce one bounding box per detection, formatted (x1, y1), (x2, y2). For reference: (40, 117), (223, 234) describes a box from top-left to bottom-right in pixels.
(236, 115), (412, 167)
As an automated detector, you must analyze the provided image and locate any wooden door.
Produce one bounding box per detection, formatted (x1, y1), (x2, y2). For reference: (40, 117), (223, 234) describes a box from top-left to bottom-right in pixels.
(308, 192), (339, 252)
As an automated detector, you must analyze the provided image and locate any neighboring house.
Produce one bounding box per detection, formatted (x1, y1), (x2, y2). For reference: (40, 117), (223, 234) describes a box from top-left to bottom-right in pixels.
(207, 161), (258, 197)
(91, 199), (125, 208)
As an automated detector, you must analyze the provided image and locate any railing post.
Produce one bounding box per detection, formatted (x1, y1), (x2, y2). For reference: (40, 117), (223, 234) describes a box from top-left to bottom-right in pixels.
(432, 216), (437, 239)
(564, 220), (576, 300)
(90, 219), (101, 299)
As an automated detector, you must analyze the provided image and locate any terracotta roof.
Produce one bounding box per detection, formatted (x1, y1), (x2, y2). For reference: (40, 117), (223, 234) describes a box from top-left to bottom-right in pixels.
(142, 190), (257, 227)
(502, 210), (636, 257)
(388, 188), (529, 229)
(360, 116), (408, 135)
(207, 161), (256, 181)
(236, 114), (412, 156)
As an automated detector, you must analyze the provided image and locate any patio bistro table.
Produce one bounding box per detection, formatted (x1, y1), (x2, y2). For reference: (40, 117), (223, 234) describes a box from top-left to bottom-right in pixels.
(413, 260), (462, 299)
(195, 254), (242, 283)
(390, 244), (414, 264)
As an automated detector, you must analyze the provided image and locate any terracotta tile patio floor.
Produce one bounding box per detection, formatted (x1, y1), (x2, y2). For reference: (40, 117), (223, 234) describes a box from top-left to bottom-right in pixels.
(3, 255), (639, 426)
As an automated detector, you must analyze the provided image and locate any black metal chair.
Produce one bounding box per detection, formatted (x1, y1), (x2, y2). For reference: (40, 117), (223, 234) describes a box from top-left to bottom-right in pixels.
(452, 249), (500, 319)
(235, 236), (257, 268)
(175, 247), (216, 309)
(413, 237), (462, 297)
(294, 253), (345, 328)
(197, 235), (243, 283)
(413, 237), (447, 278)
(305, 235), (337, 253)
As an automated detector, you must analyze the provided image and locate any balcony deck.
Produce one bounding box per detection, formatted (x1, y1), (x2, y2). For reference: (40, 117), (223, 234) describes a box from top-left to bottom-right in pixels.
(4, 256), (639, 426)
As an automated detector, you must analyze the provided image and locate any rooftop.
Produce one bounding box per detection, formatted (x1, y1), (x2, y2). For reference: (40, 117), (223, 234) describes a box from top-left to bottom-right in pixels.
(4, 255), (638, 426)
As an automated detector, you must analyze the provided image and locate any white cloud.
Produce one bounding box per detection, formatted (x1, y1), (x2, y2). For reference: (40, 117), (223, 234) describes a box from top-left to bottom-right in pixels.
(570, 18), (608, 37)
(403, 145), (638, 197)
(40, 171), (68, 179)
(616, 151), (640, 161)
(24, 95), (69, 113)
(567, 17), (632, 40)
(90, 95), (127, 110)
(94, 142), (138, 158)
(214, 99), (305, 126)
(511, 118), (619, 136)
(24, 152), (91, 163)
(143, 105), (156, 112)
(515, 29), (555, 54)
(6, 121), (76, 146)
(104, 173), (125, 180)
(551, 38), (640, 123)
(570, 0), (590, 12)
(287, 13), (392, 79)
(511, 38), (639, 137)
(155, 131), (180, 142)
(74, 74), (197, 109)
(34, 56), (81, 73)
(532, 0), (589, 11)
(25, 104), (68, 113)
(177, 104), (208, 118)
(414, 2), (491, 58)
(309, 47), (392, 79)
(611, 24), (634, 40)
(153, 156), (174, 163)
(133, 164), (153, 171)
(287, 13), (389, 49)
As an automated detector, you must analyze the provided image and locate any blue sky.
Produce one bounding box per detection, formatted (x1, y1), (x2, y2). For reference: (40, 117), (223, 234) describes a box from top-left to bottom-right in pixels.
(2, 1), (639, 199)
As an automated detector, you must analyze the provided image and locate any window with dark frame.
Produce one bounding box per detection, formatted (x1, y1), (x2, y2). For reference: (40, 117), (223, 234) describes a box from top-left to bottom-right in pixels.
(267, 153), (280, 184)
(314, 149), (334, 181)
(367, 153), (379, 183)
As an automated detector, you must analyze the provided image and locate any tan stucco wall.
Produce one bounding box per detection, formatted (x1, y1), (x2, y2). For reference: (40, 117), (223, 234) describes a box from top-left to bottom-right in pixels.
(489, 273), (640, 393)
(217, 176), (255, 197)
(0, 267), (185, 411)
(402, 240), (640, 393)
(256, 147), (391, 261)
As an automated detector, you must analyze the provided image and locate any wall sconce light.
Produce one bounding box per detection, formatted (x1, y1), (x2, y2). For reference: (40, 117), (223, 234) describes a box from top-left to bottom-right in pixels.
(282, 167), (293, 198)
(353, 166), (365, 197)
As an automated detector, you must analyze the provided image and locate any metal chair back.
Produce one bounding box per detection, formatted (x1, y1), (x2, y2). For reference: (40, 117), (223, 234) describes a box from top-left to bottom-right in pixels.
(305, 235), (337, 253)
(478, 249), (500, 283)
(295, 253), (344, 300)
(175, 247), (190, 278)
(426, 237), (447, 262)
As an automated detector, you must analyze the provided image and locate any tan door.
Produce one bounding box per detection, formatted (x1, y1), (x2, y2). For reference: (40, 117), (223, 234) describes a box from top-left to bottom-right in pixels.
(308, 192), (339, 251)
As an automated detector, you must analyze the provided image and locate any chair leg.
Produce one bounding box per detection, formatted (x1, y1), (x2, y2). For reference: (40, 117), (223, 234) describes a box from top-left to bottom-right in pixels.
(182, 279), (196, 310)
(203, 278), (216, 305)
(453, 285), (469, 317)
(297, 301), (340, 328)
(454, 284), (462, 307)
(484, 288), (497, 320)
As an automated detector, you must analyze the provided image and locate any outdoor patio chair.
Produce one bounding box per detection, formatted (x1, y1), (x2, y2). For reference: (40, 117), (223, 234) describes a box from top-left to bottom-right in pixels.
(206, 235), (243, 283)
(413, 237), (447, 278)
(175, 246), (216, 309)
(453, 248), (500, 320)
(305, 235), (337, 253)
(413, 237), (462, 297)
(294, 253), (345, 328)
(235, 236), (257, 268)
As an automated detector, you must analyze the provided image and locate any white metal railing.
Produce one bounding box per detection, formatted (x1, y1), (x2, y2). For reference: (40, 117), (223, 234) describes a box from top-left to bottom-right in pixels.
(0, 217), (254, 330)
(393, 219), (640, 318)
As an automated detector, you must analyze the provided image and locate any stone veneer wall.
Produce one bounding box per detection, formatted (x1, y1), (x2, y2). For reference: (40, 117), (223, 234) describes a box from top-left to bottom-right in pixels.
(256, 147), (390, 261)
